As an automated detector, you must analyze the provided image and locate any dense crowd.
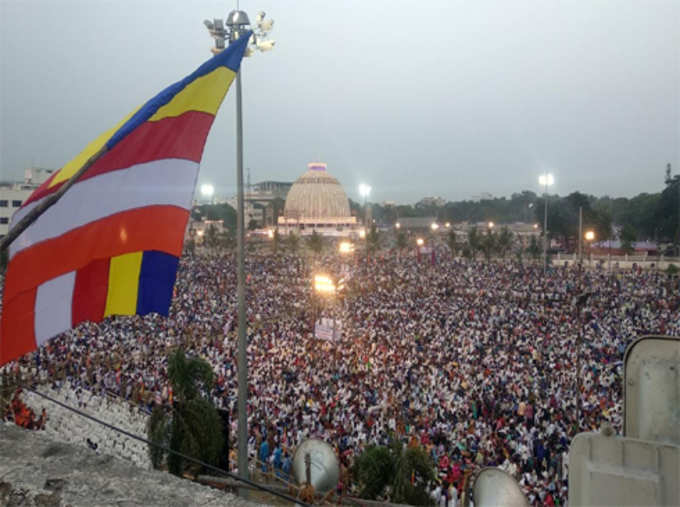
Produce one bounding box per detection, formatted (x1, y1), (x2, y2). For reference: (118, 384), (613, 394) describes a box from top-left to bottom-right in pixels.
(2, 245), (679, 505)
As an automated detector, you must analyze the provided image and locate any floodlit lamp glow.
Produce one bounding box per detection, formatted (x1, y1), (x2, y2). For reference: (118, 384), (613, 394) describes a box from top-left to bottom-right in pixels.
(196, 230), (205, 237)
(416, 238), (424, 246)
(314, 274), (336, 295)
(445, 222), (451, 228)
(200, 183), (215, 198)
(339, 241), (354, 254)
(585, 230), (595, 241)
(431, 223), (439, 231)
(488, 221), (495, 229)
(358, 183), (372, 198)
(538, 173), (554, 187)
(533, 223), (539, 229)
(267, 229), (274, 239)
(359, 229), (366, 239)
(395, 222), (401, 229)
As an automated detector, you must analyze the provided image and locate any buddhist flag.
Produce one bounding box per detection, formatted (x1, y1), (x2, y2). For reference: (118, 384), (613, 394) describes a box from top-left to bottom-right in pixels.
(0, 33), (250, 366)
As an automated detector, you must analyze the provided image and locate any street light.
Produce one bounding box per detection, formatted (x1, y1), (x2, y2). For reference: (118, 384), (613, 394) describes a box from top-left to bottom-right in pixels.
(445, 222), (451, 228)
(339, 241), (354, 254)
(538, 173), (554, 274)
(204, 9), (275, 483)
(358, 183), (371, 226)
(585, 230), (595, 266)
(431, 222), (439, 231)
(416, 238), (424, 246)
(487, 221), (494, 229)
(395, 222), (401, 229)
(358, 228), (366, 239)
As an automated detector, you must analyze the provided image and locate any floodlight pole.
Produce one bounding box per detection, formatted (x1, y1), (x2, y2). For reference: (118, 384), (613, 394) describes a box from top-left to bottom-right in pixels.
(234, 65), (249, 482)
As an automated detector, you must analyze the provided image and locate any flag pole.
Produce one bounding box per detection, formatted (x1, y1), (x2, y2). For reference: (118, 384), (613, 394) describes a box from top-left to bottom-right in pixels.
(0, 145), (109, 254)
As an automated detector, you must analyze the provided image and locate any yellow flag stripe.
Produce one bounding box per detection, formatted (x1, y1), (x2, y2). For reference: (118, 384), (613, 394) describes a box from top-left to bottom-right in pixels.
(49, 108), (140, 188)
(104, 251), (143, 317)
(149, 67), (235, 122)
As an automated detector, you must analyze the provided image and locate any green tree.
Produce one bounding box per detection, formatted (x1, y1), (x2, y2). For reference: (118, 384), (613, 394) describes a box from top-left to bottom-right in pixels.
(287, 232), (300, 253)
(307, 230), (323, 255)
(481, 229), (497, 262)
(353, 437), (434, 505)
(396, 230), (408, 250)
(528, 235), (541, 261)
(205, 224), (218, 249)
(147, 350), (224, 476)
(271, 228), (281, 255)
(447, 229), (459, 257)
(467, 226), (481, 260)
(620, 223), (637, 254)
(366, 224), (381, 254)
(497, 226), (514, 258)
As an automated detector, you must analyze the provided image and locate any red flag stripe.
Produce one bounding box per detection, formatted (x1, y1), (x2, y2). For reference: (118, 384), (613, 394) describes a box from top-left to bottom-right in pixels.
(3, 205), (188, 302)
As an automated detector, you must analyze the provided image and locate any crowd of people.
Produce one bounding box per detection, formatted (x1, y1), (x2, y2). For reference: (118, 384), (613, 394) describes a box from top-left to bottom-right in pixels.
(2, 243), (679, 505)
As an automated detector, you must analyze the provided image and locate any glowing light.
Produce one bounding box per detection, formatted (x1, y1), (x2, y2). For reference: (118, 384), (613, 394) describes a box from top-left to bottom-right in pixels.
(200, 183), (215, 197)
(416, 238), (424, 246)
(314, 274), (336, 295)
(538, 173), (554, 187)
(358, 183), (372, 198)
(359, 229), (366, 239)
(339, 241), (354, 254)
(533, 223), (539, 229)
(488, 221), (494, 229)
(196, 230), (205, 237)
(267, 229), (274, 239)
(431, 223), (439, 231)
(395, 222), (401, 229)
(585, 230), (595, 241)
(445, 222), (451, 228)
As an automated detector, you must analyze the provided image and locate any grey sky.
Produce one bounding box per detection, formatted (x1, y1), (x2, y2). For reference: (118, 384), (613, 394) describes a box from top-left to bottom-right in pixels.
(1, 0), (678, 204)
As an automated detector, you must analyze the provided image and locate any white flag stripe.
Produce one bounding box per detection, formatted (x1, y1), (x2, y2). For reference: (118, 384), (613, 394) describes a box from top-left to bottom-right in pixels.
(34, 271), (76, 347)
(10, 158), (199, 259)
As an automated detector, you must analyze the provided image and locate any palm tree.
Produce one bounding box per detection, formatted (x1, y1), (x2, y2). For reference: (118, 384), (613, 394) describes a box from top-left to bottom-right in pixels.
(366, 224), (381, 254)
(467, 226), (481, 260)
(497, 226), (514, 259)
(272, 228), (281, 255)
(396, 230), (408, 251)
(447, 229), (459, 258)
(308, 230), (323, 255)
(353, 436), (435, 505)
(147, 350), (224, 476)
(528, 235), (541, 262)
(287, 232), (300, 254)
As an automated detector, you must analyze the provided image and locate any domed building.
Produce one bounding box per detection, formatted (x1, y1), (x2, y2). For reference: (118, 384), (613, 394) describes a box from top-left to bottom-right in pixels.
(278, 162), (358, 236)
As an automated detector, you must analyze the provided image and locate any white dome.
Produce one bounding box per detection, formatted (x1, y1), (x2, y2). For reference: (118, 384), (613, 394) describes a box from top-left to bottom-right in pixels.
(283, 163), (351, 220)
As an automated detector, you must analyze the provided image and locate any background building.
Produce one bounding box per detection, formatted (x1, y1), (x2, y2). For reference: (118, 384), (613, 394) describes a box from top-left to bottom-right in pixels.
(277, 162), (358, 236)
(0, 168), (54, 237)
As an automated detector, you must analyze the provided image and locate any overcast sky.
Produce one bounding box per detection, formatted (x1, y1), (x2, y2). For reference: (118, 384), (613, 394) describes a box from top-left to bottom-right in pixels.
(1, 0), (678, 204)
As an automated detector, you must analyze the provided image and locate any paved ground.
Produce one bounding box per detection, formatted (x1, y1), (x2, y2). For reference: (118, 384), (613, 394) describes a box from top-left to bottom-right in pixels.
(0, 422), (262, 507)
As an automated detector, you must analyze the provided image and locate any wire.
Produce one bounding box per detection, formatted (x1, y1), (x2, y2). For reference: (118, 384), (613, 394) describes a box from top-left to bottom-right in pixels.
(23, 385), (308, 506)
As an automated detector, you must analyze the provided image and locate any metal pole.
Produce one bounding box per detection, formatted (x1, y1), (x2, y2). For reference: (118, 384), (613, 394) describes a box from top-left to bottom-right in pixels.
(235, 68), (248, 482)
(543, 183), (548, 274)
